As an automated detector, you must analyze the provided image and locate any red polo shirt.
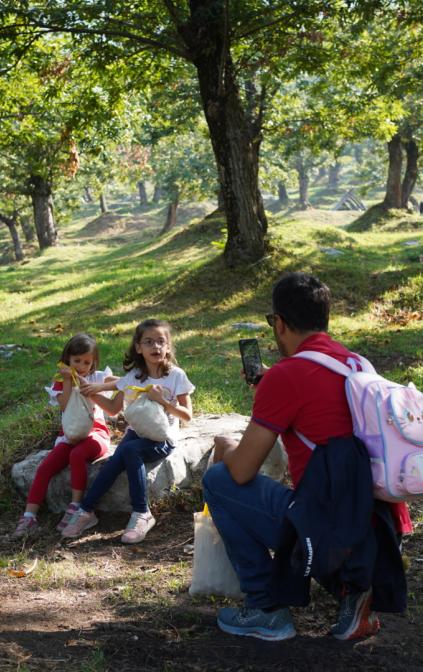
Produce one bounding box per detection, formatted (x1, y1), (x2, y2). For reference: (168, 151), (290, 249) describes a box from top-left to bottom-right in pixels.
(252, 332), (412, 534)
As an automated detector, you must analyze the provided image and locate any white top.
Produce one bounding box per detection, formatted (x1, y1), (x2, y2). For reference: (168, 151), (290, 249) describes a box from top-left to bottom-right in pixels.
(116, 365), (195, 444)
(45, 366), (113, 424)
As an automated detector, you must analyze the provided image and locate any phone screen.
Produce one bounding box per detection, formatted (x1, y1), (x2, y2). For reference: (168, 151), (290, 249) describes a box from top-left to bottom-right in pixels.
(239, 339), (263, 385)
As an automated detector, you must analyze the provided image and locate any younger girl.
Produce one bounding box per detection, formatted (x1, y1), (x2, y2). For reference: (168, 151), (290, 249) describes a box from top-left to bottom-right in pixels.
(13, 333), (114, 538)
(62, 319), (195, 544)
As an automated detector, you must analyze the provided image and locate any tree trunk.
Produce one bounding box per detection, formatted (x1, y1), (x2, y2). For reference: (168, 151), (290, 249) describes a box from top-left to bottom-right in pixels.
(401, 139), (419, 208)
(99, 192), (108, 213)
(29, 175), (57, 249)
(354, 144), (363, 165)
(185, 1), (267, 266)
(160, 196), (179, 235)
(383, 134), (403, 209)
(295, 160), (310, 209)
(328, 162), (341, 190)
(316, 166), (327, 181)
(0, 213), (24, 261)
(20, 214), (34, 242)
(277, 182), (289, 206)
(137, 180), (148, 206)
(217, 187), (225, 210)
(84, 186), (93, 202)
(152, 185), (162, 202)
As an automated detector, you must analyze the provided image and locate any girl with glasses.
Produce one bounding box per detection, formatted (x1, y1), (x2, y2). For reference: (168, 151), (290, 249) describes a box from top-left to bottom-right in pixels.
(61, 319), (195, 543)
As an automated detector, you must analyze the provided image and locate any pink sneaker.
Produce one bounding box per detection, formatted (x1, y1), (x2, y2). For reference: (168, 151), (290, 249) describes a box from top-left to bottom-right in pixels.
(12, 515), (39, 539)
(61, 509), (98, 538)
(56, 503), (80, 531)
(121, 511), (156, 544)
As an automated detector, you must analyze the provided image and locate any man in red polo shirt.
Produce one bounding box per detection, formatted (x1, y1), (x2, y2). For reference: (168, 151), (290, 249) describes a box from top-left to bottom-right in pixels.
(203, 272), (411, 642)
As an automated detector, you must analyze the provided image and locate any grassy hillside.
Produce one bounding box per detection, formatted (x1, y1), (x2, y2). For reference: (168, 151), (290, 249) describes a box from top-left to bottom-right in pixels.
(0, 198), (422, 672)
(0, 198), (422, 480)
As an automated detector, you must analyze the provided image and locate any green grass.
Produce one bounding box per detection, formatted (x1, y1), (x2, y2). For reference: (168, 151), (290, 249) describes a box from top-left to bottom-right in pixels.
(0, 199), (422, 481)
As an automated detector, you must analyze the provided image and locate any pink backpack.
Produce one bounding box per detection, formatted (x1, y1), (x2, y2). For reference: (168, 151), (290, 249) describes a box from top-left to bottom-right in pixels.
(293, 351), (423, 502)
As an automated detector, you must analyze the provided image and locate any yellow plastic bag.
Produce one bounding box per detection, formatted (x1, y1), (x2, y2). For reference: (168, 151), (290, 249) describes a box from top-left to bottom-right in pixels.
(189, 505), (243, 598)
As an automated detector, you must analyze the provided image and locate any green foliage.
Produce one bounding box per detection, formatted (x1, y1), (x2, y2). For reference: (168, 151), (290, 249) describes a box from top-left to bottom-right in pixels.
(150, 125), (217, 202)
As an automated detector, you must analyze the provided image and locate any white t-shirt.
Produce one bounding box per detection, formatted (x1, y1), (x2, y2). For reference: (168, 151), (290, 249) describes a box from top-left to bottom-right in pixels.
(45, 367), (113, 424)
(116, 365), (195, 445)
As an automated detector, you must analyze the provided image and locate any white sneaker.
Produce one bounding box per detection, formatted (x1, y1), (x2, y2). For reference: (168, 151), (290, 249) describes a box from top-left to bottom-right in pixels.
(121, 511), (156, 544)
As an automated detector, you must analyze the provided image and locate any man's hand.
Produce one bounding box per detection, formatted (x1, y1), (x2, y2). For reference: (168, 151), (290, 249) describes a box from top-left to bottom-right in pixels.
(222, 421), (278, 485)
(240, 364), (270, 393)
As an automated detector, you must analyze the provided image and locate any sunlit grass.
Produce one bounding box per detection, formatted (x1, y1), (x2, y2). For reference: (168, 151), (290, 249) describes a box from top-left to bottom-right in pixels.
(1, 200), (422, 470)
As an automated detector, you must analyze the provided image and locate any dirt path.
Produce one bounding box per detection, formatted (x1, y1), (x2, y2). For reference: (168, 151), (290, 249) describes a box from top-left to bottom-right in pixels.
(1, 506), (422, 672)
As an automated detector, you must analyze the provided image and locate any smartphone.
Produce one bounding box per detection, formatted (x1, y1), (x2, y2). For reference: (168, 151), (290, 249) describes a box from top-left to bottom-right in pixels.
(239, 338), (263, 385)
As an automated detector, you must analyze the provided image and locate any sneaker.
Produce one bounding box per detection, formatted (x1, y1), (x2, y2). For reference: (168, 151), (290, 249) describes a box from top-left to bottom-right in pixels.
(121, 511), (156, 544)
(56, 503), (80, 532)
(12, 515), (39, 539)
(61, 509), (98, 538)
(217, 606), (296, 641)
(331, 589), (381, 640)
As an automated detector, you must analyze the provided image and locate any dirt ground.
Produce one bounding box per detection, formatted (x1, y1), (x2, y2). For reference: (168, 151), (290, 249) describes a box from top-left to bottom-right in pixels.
(0, 498), (422, 672)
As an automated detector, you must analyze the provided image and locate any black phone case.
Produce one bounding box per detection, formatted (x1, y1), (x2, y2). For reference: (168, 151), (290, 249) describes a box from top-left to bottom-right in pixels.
(239, 338), (263, 385)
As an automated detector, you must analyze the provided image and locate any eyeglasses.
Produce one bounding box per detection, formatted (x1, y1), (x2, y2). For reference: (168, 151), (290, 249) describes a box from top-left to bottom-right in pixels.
(140, 338), (167, 348)
(265, 313), (277, 327)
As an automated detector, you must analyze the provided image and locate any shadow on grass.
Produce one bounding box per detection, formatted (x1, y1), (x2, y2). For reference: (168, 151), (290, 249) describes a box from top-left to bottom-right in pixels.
(1, 209), (422, 344)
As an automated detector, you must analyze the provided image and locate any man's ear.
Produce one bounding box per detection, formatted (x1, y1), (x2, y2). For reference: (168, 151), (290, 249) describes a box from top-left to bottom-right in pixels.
(274, 314), (286, 338)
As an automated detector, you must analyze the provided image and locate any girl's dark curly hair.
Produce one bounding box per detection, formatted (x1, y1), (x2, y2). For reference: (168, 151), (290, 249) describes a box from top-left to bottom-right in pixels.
(60, 333), (99, 373)
(123, 319), (176, 382)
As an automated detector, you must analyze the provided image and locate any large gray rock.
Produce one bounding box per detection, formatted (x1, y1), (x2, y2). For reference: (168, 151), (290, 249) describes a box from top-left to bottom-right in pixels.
(11, 413), (287, 513)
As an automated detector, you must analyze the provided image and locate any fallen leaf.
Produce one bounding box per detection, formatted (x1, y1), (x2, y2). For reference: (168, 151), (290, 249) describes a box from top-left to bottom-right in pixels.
(8, 557), (38, 577)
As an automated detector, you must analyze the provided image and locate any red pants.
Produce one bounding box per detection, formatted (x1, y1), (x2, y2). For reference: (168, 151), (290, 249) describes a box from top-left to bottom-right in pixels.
(27, 432), (110, 505)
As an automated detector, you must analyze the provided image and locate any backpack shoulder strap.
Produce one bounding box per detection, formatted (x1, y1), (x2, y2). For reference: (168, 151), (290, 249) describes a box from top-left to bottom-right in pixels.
(293, 350), (353, 377)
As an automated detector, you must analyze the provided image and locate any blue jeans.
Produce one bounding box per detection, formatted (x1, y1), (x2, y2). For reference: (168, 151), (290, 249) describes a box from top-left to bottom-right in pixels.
(203, 463), (293, 609)
(81, 429), (174, 513)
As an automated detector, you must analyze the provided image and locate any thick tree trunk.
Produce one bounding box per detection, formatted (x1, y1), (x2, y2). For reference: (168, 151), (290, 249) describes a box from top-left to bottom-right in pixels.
(99, 192), (108, 213)
(137, 180), (148, 206)
(328, 162), (341, 190)
(401, 139), (419, 208)
(186, 1), (267, 266)
(278, 182), (289, 206)
(383, 134), (403, 209)
(29, 175), (57, 249)
(0, 213), (24, 261)
(160, 196), (179, 235)
(152, 185), (162, 202)
(217, 186), (225, 210)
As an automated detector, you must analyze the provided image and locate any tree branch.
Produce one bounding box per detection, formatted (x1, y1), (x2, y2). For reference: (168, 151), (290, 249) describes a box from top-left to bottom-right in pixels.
(0, 19), (190, 60)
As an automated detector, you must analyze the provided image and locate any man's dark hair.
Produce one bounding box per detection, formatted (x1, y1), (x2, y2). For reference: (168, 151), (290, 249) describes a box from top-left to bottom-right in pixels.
(272, 272), (330, 332)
